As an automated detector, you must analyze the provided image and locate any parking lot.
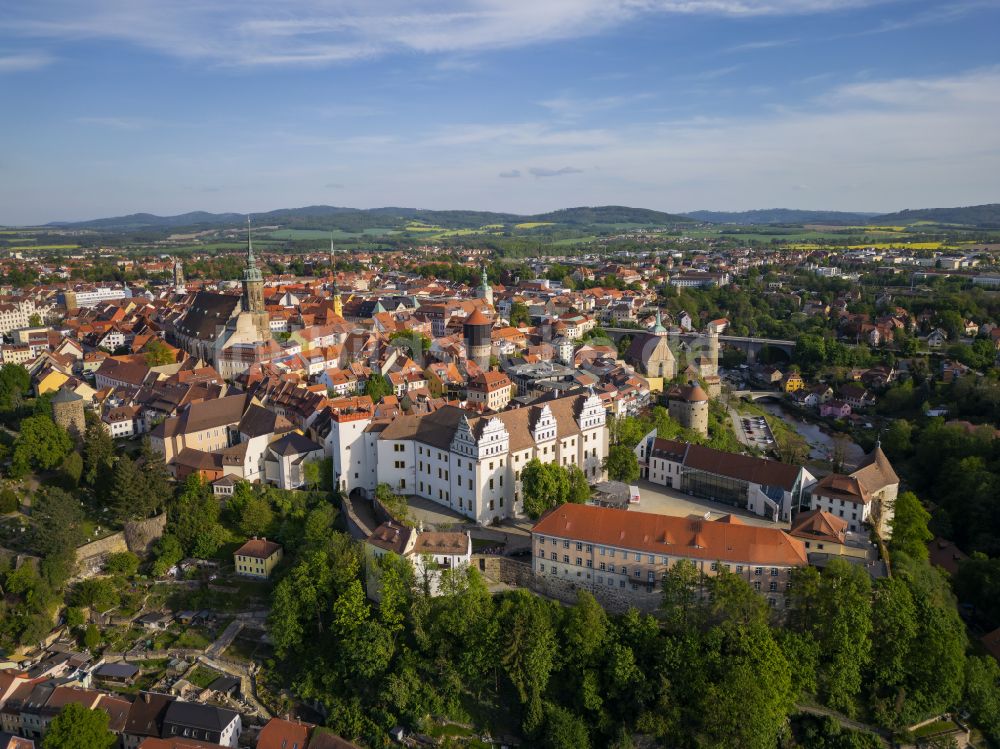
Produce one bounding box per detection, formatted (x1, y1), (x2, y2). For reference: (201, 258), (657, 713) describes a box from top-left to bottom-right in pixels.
(738, 413), (776, 450)
(632, 479), (788, 530)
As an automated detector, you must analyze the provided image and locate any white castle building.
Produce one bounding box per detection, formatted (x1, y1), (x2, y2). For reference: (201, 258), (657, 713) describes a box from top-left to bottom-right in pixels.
(326, 391), (609, 525)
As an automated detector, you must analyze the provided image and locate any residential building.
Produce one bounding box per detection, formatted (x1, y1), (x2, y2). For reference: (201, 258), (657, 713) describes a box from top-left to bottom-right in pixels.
(788, 509), (872, 562)
(806, 445), (899, 538)
(365, 522), (472, 598)
(233, 538), (283, 579)
(160, 700), (240, 747)
(466, 370), (512, 412)
(263, 432), (324, 490)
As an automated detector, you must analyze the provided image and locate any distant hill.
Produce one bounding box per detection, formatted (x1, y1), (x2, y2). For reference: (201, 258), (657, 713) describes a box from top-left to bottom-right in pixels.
(47, 204), (691, 233)
(683, 209), (878, 225)
(871, 203), (1000, 227)
(530, 205), (692, 225)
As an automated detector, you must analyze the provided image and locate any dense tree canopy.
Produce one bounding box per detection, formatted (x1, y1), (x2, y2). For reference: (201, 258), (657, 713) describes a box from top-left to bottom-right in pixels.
(42, 703), (117, 749)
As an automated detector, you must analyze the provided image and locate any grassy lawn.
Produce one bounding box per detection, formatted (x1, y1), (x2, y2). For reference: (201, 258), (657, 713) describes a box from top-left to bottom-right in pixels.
(173, 628), (212, 650)
(913, 720), (958, 738)
(186, 665), (224, 689)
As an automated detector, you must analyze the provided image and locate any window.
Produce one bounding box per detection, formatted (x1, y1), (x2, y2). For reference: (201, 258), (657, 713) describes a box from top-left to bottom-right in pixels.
(634, 570), (641, 578)
(710, 562), (718, 571)
(575, 557), (582, 566)
(634, 552), (641, 562)
(769, 581), (778, 591)
(608, 564), (615, 573)
(770, 567), (778, 576)
(754, 581), (761, 591)
(586, 560), (592, 568)
(563, 555), (569, 563)
(621, 566), (628, 576)
(736, 565), (744, 573)
(599, 562), (606, 571)
(539, 564), (545, 572)
(754, 567), (763, 576)
(586, 544), (593, 553)
(563, 540), (570, 549)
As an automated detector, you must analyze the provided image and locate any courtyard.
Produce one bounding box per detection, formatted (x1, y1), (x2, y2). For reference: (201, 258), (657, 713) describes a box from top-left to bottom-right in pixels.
(631, 479), (790, 530)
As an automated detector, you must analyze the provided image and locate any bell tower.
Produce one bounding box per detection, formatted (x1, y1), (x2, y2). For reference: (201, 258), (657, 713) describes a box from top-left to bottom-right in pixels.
(241, 216), (269, 340)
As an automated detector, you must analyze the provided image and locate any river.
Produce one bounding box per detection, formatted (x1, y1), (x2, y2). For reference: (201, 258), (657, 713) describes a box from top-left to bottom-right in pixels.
(758, 401), (866, 471)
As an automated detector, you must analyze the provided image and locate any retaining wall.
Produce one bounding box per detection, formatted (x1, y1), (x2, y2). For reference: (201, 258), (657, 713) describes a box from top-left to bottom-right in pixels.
(473, 555), (658, 614)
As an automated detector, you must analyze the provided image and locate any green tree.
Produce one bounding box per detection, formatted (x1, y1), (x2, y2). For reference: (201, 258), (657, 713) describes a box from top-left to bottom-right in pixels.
(10, 414), (72, 477)
(42, 703), (116, 749)
(699, 620), (795, 749)
(107, 456), (144, 523)
(172, 475), (226, 558)
(510, 301), (530, 326)
(661, 559), (703, 632)
(565, 465), (591, 504)
(964, 656), (1000, 744)
(59, 451), (83, 488)
(880, 419), (912, 459)
(31, 487), (85, 560)
(364, 373), (391, 403)
(521, 459), (570, 519)
(142, 338), (175, 366)
(82, 413), (115, 486)
(499, 590), (557, 732)
(238, 494), (274, 537)
(542, 703), (590, 749)
(794, 559), (873, 715)
(867, 576), (918, 725)
(104, 551), (140, 576)
(889, 492), (933, 562)
(0, 363), (30, 413)
(83, 623), (101, 651)
(151, 534), (184, 577)
(604, 445), (639, 482)
(139, 437), (173, 514)
(0, 488), (20, 513)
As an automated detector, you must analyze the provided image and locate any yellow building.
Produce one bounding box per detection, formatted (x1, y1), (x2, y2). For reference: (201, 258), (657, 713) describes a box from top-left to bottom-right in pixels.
(35, 369), (70, 396)
(782, 372), (805, 393)
(234, 538), (283, 579)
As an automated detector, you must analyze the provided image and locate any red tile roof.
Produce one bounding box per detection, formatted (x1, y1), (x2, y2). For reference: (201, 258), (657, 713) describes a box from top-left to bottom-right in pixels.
(533, 504), (807, 567)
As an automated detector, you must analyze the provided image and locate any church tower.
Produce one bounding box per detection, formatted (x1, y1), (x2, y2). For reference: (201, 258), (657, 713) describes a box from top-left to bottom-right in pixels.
(329, 232), (344, 318)
(332, 277), (344, 319)
(242, 217), (269, 340)
(173, 256), (186, 294)
(479, 265), (494, 306)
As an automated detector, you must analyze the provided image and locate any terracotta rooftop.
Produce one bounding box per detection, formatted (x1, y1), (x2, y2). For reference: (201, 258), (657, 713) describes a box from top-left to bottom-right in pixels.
(257, 718), (314, 749)
(234, 538), (282, 559)
(789, 509), (848, 544)
(533, 503), (808, 567)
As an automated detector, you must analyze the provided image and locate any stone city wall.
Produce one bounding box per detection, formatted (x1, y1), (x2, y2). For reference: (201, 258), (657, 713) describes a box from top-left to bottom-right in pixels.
(473, 555), (658, 614)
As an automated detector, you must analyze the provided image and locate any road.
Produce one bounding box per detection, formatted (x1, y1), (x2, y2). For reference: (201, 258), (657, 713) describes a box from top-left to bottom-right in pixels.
(795, 704), (891, 745)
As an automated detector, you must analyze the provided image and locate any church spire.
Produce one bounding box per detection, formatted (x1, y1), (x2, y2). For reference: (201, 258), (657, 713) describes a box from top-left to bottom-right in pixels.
(244, 216), (262, 282)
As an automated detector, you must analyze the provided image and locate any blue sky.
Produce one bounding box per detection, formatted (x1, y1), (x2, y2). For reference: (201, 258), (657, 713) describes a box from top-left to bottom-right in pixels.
(1, 0), (999, 224)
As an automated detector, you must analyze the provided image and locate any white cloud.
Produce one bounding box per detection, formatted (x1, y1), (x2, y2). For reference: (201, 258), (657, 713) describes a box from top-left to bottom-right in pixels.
(75, 116), (149, 130)
(0, 51), (54, 72)
(498, 169), (522, 178)
(528, 166), (583, 177)
(1, 0), (891, 67)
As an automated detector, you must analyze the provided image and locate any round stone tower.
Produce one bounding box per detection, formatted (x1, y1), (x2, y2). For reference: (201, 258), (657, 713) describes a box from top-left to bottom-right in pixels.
(463, 307), (493, 370)
(51, 386), (86, 441)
